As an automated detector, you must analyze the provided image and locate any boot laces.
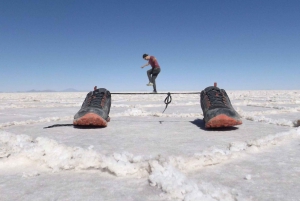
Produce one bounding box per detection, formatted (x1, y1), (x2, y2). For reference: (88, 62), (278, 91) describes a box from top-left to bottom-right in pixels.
(206, 88), (228, 109)
(86, 91), (105, 108)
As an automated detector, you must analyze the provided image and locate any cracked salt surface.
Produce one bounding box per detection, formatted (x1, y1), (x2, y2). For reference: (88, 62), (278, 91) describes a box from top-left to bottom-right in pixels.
(0, 90), (299, 201)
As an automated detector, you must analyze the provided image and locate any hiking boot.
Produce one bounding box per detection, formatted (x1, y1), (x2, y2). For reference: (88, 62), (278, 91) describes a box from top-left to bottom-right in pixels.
(147, 82), (153, 86)
(200, 86), (242, 128)
(73, 88), (111, 127)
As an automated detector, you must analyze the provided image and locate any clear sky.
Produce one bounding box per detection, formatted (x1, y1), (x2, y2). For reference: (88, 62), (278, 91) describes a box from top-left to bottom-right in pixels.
(1, 0), (299, 92)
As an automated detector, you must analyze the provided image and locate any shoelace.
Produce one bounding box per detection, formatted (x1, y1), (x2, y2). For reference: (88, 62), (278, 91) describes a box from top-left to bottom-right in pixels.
(86, 91), (105, 108)
(206, 89), (228, 109)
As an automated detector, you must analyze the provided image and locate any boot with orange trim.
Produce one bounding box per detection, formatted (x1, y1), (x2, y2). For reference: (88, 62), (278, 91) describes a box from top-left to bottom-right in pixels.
(200, 85), (242, 128)
(73, 87), (111, 127)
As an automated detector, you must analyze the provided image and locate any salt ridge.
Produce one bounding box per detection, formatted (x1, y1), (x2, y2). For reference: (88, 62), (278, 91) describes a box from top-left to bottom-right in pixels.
(0, 116), (73, 128)
(237, 108), (297, 127)
(1, 128), (299, 200)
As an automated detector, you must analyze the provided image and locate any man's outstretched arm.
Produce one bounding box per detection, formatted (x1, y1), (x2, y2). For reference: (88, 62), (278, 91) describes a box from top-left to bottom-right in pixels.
(141, 63), (149, 68)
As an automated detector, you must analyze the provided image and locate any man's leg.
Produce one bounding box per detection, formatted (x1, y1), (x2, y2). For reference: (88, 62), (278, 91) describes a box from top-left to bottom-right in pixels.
(147, 69), (153, 83)
(151, 68), (161, 92)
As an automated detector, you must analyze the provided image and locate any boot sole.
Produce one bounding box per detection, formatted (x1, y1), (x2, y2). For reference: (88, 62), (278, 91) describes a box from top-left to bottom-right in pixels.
(73, 113), (108, 127)
(206, 114), (242, 128)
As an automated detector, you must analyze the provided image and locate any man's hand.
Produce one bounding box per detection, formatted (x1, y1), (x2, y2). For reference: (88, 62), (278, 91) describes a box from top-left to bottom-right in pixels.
(141, 63), (149, 68)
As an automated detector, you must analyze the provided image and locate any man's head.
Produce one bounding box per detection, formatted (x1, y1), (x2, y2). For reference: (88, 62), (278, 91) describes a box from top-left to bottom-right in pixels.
(143, 54), (150, 60)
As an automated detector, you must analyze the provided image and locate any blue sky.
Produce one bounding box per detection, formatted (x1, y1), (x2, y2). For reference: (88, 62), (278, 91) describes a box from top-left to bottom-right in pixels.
(1, 0), (299, 92)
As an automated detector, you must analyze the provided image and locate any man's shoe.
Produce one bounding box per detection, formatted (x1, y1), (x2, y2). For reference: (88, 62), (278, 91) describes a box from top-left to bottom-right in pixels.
(151, 90), (157, 94)
(147, 82), (153, 86)
(73, 88), (111, 127)
(200, 86), (242, 128)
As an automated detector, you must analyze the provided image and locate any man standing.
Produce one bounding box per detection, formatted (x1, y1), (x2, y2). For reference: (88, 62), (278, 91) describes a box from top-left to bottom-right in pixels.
(141, 54), (161, 93)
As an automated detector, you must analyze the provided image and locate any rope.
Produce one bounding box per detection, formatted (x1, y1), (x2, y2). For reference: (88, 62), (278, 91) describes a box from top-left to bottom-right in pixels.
(111, 92), (200, 113)
(111, 92), (200, 95)
(163, 92), (172, 113)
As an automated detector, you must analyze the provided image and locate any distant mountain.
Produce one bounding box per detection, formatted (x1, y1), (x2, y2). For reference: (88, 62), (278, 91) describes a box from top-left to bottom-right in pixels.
(27, 89), (56, 92)
(60, 88), (80, 92)
(23, 88), (86, 92)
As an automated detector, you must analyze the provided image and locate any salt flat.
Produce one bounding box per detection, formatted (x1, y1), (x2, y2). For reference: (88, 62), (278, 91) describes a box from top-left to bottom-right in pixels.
(0, 90), (299, 201)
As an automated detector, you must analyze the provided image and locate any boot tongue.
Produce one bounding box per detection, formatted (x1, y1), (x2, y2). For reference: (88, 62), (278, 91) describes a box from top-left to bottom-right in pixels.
(94, 88), (107, 94)
(204, 86), (220, 92)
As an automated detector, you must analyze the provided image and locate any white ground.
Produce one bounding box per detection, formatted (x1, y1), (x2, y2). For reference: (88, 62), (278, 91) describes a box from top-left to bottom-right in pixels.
(0, 90), (299, 201)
